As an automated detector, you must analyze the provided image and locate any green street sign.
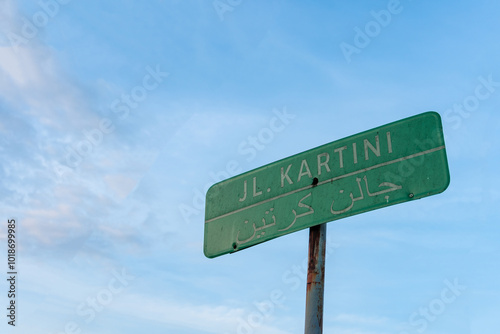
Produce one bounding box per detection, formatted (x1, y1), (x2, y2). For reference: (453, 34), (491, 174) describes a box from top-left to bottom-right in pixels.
(204, 112), (450, 258)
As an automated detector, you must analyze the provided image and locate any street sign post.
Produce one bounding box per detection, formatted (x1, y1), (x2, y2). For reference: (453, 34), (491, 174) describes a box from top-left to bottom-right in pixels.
(204, 112), (450, 258)
(304, 223), (327, 333)
(204, 111), (450, 334)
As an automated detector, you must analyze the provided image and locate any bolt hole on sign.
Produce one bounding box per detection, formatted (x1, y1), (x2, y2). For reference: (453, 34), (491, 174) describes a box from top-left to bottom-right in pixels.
(204, 112), (450, 258)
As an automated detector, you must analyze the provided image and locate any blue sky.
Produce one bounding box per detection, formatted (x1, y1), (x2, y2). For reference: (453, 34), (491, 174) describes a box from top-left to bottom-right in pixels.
(0, 0), (499, 333)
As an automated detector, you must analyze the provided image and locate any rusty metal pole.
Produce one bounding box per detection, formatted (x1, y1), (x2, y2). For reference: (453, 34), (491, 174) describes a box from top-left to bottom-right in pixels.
(304, 222), (327, 334)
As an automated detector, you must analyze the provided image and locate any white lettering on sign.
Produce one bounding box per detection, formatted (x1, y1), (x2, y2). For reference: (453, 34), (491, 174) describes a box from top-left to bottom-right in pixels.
(297, 159), (313, 182)
(238, 132), (394, 202)
(317, 153), (331, 176)
(364, 135), (380, 160)
(235, 174), (402, 246)
(330, 175), (401, 214)
(278, 193), (314, 232)
(253, 177), (263, 197)
(238, 180), (247, 202)
(236, 207), (277, 244)
(239, 177), (266, 202)
(205, 144), (446, 226)
(281, 164), (293, 187)
(353, 142), (358, 164)
(387, 131), (393, 153)
(334, 146), (347, 168)
(279, 132), (393, 189)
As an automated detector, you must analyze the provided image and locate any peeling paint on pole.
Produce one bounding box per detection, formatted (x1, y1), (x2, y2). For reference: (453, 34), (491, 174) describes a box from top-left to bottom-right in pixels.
(304, 223), (327, 334)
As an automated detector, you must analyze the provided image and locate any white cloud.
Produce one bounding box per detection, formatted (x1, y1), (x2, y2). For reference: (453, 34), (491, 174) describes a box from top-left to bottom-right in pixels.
(22, 203), (89, 245)
(104, 174), (141, 200)
(106, 293), (293, 334)
(0, 44), (96, 131)
(0, 1), (172, 252)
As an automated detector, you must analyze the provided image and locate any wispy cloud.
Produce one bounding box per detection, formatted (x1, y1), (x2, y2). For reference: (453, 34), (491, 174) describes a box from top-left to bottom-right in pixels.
(104, 293), (293, 334)
(0, 1), (166, 256)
